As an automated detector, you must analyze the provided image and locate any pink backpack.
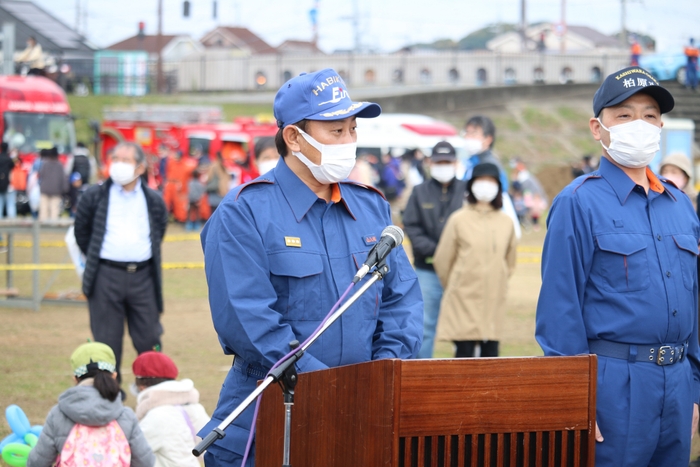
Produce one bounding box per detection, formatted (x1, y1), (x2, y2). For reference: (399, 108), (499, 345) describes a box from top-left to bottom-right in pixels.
(57, 420), (131, 467)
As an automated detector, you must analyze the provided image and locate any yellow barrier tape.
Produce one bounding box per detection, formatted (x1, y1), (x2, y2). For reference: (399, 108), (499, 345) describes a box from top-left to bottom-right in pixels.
(162, 262), (204, 270)
(0, 233), (202, 248)
(0, 258), (542, 271)
(0, 234), (543, 253)
(517, 246), (543, 253)
(0, 240), (65, 248)
(0, 262), (205, 271)
(0, 263), (75, 271)
(164, 234), (201, 242)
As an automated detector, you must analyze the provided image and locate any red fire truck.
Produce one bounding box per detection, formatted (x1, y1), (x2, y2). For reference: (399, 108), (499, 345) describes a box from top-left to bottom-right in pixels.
(0, 75), (76, 168)
(98, 106), (278, 222)
(98, 106), (278, 183)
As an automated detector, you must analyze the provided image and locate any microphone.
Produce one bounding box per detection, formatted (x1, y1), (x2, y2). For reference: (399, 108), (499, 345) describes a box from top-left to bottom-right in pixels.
(353, 225), (404, 283)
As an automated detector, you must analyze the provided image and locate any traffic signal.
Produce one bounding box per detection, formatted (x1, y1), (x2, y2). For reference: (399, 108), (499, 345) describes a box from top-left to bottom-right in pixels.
(183, 1), (190, 17)
(138, 21), (145, 39)
(213, 1), (217, 19)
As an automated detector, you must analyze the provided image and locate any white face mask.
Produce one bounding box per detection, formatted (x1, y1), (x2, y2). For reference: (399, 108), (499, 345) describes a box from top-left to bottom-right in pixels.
(430, 164), (456, 183)
(463, 138), (484, 156)
(292, 126), (357, 184)
(109, 161), (138, 186)
(471, 180), (500, 202)
(663, 173), (688, 190)
(598, 118), (661, 169)
(257, 159), (278, 175)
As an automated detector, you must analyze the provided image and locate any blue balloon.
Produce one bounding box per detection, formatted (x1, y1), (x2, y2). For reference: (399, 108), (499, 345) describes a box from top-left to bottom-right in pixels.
(0, 433), (22, 450)
(5, 406), (30, 438)
(29, 426), (42, 437)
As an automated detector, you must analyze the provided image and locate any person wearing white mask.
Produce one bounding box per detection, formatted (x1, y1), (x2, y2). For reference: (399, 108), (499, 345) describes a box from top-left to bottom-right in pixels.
(198, 68), (423, 467)
(659, 152), (697, 210)
(74, 142), (168, 388)
(461, 115), (522, 239)
(433, 162), (517, 359)
(536, 66), (700, 467)
(403, 141), (468, 359)
(253, 136), (279, 176)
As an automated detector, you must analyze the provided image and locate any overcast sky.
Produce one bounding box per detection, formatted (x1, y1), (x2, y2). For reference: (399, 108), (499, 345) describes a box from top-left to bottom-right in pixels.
(35, 0), (700, 53)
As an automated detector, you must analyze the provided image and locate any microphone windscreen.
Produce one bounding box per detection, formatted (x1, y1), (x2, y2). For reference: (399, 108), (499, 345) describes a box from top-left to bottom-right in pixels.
(381, 225), (404, 245)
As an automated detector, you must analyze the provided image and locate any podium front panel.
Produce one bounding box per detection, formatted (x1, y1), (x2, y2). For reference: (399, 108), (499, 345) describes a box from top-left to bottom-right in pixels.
(396, 356), (595, 467)
(256, 359), (398, 467)
(256, 356), (596, 467)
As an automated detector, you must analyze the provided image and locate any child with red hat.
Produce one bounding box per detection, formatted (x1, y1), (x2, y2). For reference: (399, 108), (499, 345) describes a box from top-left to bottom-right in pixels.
(132, 352), (209, 467)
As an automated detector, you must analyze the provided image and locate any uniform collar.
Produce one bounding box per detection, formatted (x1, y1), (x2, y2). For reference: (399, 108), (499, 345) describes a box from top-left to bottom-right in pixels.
(599, 156), (673, 205)
(275, 156), (354, 222)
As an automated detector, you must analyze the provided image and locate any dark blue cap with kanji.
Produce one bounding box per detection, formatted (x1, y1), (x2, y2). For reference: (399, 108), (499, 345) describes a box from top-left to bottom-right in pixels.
(593, 66), (674, 117)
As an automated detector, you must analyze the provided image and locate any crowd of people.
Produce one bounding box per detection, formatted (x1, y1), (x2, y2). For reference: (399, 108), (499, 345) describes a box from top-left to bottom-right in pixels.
(14, 61), (700, 467)
(0, 141), (94, 222)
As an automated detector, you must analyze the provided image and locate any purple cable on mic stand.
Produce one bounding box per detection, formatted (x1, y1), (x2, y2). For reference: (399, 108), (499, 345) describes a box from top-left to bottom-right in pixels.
(240, 281), (356, 466)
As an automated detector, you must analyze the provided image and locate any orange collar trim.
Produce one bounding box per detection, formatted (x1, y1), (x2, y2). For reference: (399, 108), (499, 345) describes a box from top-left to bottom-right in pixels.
(330, 183), (342, 203)
(646, 168), (664, 193)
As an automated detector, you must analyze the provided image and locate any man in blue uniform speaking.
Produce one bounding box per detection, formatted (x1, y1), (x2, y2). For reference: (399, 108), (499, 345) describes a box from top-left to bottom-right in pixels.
(536, 67), (700, 466)
(198, 68), (423, 467)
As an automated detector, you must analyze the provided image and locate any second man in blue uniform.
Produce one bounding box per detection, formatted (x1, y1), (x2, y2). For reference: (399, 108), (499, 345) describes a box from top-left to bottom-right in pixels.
(536, 67), (700, 466)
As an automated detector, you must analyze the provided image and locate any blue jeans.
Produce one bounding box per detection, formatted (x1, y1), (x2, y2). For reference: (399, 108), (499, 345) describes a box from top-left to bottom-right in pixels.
(0, 191), (17, 219)
(415, 267), (444, 358)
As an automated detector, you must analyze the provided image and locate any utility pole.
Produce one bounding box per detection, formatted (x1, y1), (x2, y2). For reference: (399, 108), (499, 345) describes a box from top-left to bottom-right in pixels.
(520, 0), (527, 52)
(560, 0), (566, 53)
(309, 0), (319, 49)
(620, 0), (627, 49)
(2, 22), (15, 76)
(156, 0), (163, 93)
(233, 0), (241, 25)
(352, 0), (360, 53)
(341, 0), (360, 53)
(75, 0), (81, 34)
(83, 0), (88, 37)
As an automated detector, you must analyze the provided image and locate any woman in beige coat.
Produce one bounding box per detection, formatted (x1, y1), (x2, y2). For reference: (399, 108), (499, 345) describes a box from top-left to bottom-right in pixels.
(433, 162), (517, 357)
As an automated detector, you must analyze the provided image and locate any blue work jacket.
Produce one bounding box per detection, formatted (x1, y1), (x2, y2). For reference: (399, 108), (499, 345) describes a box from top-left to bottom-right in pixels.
(536, 156), (700, 402)
(198, 156), (423, 457)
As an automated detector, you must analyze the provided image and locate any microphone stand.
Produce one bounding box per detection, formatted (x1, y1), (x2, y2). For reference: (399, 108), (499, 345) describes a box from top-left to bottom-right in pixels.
(193, 261), (391, 465)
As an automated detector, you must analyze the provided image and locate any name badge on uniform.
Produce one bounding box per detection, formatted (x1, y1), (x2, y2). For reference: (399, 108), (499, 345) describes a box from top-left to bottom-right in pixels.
(363, 234), (378, 246)
(285, 236), (302, 248)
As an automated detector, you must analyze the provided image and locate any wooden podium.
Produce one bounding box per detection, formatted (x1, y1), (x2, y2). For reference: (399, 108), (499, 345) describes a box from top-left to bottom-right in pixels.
(256, 355), (596, 467)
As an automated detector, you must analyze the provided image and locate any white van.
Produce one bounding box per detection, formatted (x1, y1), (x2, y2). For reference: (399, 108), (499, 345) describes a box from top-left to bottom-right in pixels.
(356, 113), (469, 170)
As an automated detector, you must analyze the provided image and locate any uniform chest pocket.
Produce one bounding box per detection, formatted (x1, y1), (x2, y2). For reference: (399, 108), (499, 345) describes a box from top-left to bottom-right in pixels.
(672, 235), (699, 291)
(269, 252), (323, 321)
(594, 234), (650, 293)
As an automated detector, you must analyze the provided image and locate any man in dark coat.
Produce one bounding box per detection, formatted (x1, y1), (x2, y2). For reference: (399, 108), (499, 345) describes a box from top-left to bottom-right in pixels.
(74, 142), (168, 383)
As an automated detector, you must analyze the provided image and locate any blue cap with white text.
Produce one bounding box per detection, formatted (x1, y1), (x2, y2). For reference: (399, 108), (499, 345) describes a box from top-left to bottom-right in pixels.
(273, 68), (381, 128)
(593, 66), (674, 117)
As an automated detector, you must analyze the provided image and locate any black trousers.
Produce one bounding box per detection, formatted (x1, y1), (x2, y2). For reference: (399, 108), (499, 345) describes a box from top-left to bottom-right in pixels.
(454, 340), (499, 358)
(88, 262), (162, 382)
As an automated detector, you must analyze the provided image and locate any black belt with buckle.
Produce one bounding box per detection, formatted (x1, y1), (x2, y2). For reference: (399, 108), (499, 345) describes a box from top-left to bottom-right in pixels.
(99, 258), (151, 273)
(232, 355), (268, 379)
(588, 339), (687, 366)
